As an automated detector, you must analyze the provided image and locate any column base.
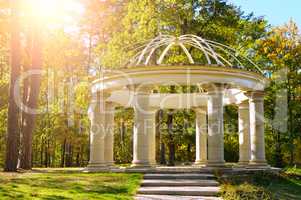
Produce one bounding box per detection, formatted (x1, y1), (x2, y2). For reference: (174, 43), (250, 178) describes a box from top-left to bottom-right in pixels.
(194, 160), (207, 166)
(105, 161), (115, 167)
(206, 160), (226, 167)
(131, 160), (156, 168)
(237, 161), (250, 167)
(83, 163), (111, 172)
(247, 160), (269, 168)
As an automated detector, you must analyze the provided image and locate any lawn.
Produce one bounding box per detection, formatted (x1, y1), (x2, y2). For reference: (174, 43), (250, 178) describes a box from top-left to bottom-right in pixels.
(1, 167), (300, 200)
(219, 167), (301, 200)
(0, 170), (142, 200)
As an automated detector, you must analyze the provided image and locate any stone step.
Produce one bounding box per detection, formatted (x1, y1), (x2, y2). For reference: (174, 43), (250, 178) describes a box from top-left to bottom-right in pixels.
(143, 173), (215, 180)
(137, 186), (220, 196)
(142, 179), (219, 187)
(151, 168), (215, 174)
(135, 194), (222, 200)
(125, 169), (213, 174)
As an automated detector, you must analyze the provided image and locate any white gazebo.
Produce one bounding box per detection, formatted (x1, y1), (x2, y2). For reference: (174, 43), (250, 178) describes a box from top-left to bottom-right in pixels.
(86, 35), (268, 171)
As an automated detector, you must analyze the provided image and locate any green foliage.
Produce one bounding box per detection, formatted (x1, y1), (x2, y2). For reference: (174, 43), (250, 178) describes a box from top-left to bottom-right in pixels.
(99, 0), (268, 68)
(224, 105), (239, 162)
(255, 20), (301, 166)
(114, 107), (134, 164)
(29, 29), (91, 167)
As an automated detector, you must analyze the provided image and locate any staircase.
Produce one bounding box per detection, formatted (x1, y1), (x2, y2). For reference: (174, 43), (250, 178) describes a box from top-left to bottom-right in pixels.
(135, 172), (221, 200)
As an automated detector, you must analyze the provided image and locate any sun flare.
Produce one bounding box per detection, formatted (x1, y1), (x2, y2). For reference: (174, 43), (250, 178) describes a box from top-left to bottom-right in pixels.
(23, 0), (84, 26)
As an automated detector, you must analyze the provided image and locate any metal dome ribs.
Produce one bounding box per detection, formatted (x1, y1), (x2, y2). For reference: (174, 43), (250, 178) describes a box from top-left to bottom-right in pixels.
(129, 34), (263, 74)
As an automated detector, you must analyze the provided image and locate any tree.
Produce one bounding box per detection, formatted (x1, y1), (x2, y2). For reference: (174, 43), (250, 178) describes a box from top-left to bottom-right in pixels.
(0, 0), (10, 168)
(19, 20), (43, 169)
(4, 0), (21, 172)
(255, 20), (301, 166)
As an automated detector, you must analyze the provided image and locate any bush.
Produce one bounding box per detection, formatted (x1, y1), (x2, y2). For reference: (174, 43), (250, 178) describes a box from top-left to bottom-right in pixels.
(219, 172), (276, 200)
(221, 183), (273, 200)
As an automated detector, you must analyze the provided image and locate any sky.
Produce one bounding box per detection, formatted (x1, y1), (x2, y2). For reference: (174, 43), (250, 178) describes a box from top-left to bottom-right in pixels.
(229, 0), (301, 27)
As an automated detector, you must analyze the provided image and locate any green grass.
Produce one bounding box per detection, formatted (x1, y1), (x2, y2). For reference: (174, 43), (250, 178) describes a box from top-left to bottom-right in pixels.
(219, 168), (301, 200)
(0, 170), (142, 200)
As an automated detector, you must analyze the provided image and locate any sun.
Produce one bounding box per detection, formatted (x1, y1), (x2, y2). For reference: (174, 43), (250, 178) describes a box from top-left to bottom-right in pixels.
(33, 0), (62, 18)
(23, 0), (84, 27)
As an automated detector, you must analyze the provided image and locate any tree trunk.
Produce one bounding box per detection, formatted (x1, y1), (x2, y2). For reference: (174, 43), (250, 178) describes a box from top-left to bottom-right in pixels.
(47, 139), (51, 167)
(4, 0), (21, 172)
(20, 23), (43, 170)
(20, 24), (33, 160)
(52, 142), (56, 167)
(160, 142), (166, 165)
(187, 143), (191, 162)
(40, 140), (44, 166)
(65, 143), (73, 167)
(61, 139), (66, 167)
(121, 119), (125, 143)
(155, 110), (160, 163)
(274, 130), (283, 168)
(157, 109), (166, 165)
(44, 142), (48, 167)
(76, 152), (80, 167)
(168, 142), (175, 166)
(167, 110), (175, 166)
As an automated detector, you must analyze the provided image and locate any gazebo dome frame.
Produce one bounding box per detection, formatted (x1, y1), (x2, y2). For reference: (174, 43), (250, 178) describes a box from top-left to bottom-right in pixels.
(129, 34), (263, 74)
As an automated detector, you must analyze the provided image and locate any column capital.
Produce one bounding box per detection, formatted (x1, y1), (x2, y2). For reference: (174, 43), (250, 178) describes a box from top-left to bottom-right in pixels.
(193, 106), (207, 113)
(105, 101), (118, 108)
(91, 91), (111, 104)
(238, 100), (249, 109)
(245, 91), (265, 101)
(202, 83), (229, 93)
(149, 106), (159, 113)
(89, 92), (112, 117)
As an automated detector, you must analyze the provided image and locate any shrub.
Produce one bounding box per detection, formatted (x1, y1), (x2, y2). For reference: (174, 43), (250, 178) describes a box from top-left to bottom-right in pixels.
(221, 183), (273, 200)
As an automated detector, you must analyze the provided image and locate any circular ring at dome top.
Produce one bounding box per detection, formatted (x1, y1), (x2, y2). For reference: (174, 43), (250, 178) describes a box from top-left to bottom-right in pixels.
(127, 34), (263, 74)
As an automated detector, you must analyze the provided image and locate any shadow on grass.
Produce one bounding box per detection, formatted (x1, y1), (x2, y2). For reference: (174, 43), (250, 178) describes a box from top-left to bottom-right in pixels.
(266, 174), (301, 200)
(0, 186), (25, 199)
(42, 195), (73, 200)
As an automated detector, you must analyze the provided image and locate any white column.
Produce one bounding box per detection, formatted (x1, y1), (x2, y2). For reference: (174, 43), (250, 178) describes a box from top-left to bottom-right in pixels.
(194, 107), (207, 165)
(238, 100), (251, 165)
(206, 84), (225, 167)
(148, 108), (157, 166)
(104, 101), (116, 166)
(248, 91), (267, 166)
(131, 85), (156, 167)
(87, 93), (110, 169)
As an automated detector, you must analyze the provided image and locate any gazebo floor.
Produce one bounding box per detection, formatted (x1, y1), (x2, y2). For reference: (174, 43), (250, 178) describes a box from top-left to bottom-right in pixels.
(84, 164), (281, 174)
